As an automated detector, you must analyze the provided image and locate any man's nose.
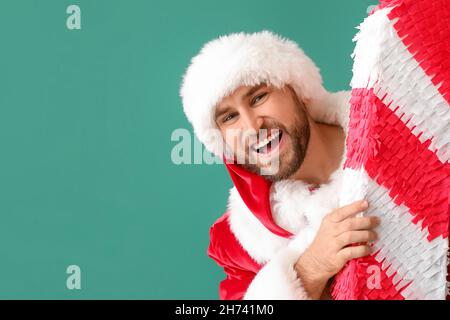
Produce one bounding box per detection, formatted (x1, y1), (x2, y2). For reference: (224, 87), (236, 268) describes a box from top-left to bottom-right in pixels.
(240, 111), (264, 133)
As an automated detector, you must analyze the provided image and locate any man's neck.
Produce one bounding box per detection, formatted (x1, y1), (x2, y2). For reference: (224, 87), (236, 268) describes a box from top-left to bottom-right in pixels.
(289, 120), (345, 186)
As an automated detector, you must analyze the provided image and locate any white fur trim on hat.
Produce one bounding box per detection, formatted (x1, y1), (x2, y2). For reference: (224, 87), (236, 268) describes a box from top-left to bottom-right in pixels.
(180, 30), (330, 156)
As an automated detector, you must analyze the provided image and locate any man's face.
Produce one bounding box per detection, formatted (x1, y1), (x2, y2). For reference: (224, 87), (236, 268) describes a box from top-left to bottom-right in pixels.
(214, 83), (311, 182)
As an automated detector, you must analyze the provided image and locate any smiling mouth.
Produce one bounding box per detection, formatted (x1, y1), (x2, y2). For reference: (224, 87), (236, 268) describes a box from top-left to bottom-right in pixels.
(250, 130), (283, 156)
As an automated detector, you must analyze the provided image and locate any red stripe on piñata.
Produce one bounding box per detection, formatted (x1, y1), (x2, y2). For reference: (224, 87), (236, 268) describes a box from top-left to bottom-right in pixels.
(378, 0), (450, 106)
(344, 88), (450, 242)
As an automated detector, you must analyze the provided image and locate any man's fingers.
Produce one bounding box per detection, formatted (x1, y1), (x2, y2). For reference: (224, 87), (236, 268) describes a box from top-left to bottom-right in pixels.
(336, 230), (378, 248)
(338, 245), (372, 263)
(328, 199), (369, 222)
(337, 216), (380, 234)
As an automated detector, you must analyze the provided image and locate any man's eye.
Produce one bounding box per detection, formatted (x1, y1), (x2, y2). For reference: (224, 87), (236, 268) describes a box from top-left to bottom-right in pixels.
(223, 113), (236, 123)
(251, 92), (268, 105)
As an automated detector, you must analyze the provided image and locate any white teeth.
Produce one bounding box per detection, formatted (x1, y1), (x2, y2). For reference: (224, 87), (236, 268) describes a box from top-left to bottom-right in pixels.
(253, 130), (281, 151)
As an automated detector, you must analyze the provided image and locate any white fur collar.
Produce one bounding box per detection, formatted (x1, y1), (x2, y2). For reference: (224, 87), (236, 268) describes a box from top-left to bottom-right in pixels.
(227, 91), (351, 264)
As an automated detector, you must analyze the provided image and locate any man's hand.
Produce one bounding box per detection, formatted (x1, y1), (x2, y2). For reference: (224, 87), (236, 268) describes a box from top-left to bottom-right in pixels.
(294, 199), (380, 299)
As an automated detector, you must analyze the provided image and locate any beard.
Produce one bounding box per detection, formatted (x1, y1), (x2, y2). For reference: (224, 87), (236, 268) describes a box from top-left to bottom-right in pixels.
(240, 107), (310, 182)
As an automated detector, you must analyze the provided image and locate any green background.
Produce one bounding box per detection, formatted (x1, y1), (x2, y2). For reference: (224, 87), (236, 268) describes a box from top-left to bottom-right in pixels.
(0, 0), (375, 299)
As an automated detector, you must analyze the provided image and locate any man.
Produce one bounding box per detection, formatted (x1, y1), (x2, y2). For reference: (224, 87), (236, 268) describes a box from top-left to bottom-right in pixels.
(180, 31), (380, 299)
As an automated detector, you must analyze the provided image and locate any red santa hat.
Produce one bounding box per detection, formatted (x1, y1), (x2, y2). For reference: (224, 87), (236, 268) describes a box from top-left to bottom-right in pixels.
(180, 30), (334, 156)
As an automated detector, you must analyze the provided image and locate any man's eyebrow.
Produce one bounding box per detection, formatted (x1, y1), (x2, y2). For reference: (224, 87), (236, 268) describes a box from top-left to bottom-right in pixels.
(243, 84), (267, 99)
